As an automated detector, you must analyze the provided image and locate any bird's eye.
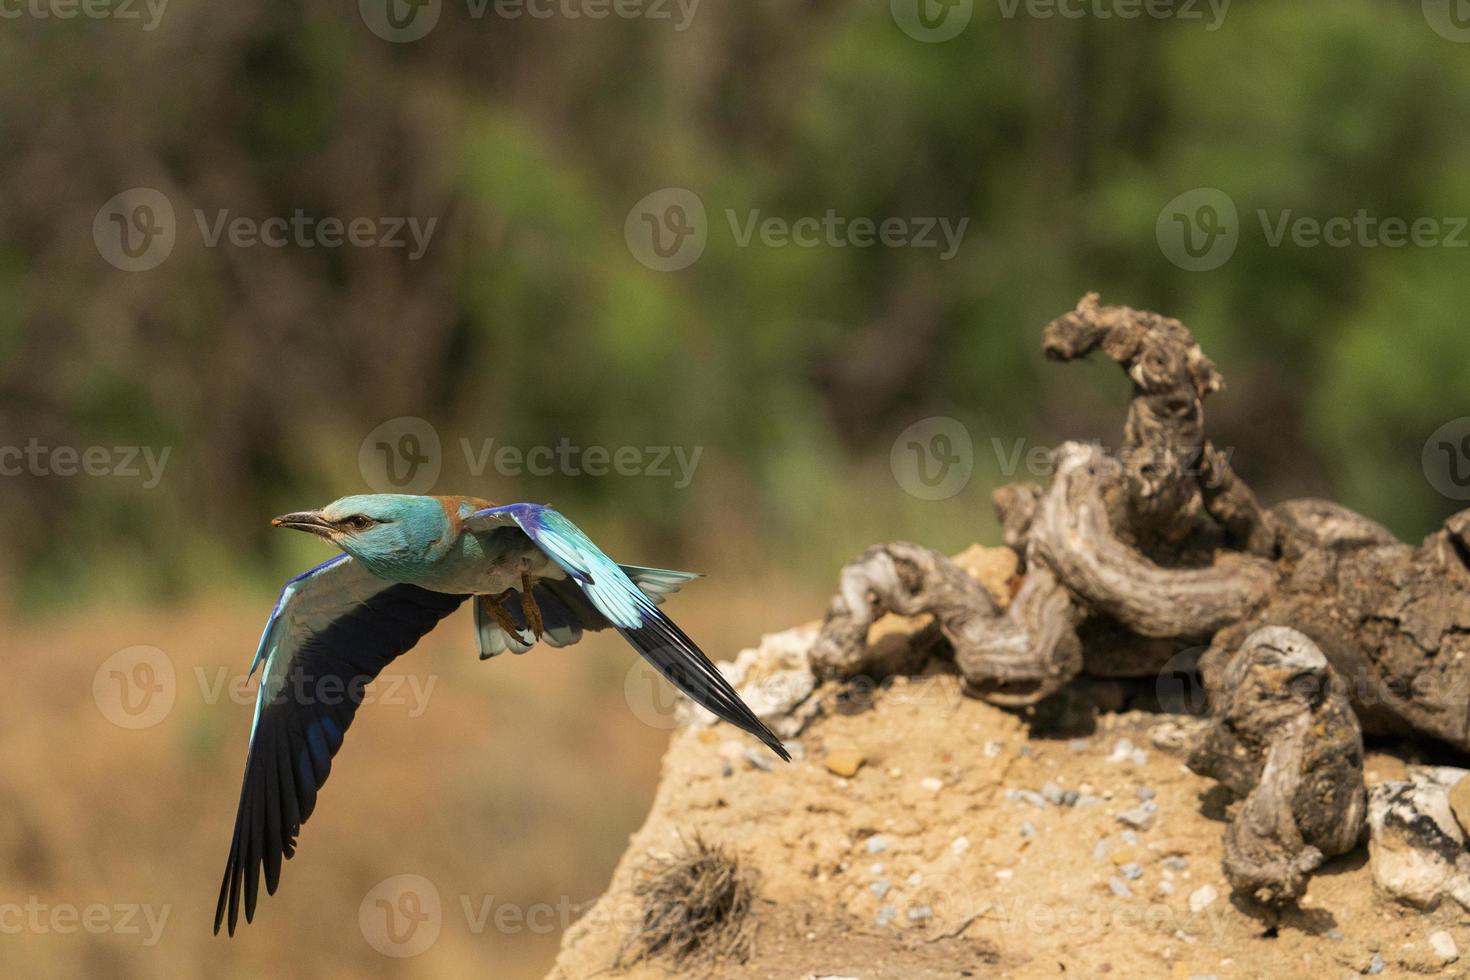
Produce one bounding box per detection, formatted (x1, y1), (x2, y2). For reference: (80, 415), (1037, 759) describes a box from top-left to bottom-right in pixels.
(342, 515), (375, 531)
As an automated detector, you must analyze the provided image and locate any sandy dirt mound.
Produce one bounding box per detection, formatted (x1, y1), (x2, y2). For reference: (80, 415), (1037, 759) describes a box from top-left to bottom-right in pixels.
(549, 663), (1466, 979)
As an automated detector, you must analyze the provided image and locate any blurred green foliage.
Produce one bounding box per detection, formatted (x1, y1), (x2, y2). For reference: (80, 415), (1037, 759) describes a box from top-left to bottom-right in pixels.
(1, 0), (1466, 609)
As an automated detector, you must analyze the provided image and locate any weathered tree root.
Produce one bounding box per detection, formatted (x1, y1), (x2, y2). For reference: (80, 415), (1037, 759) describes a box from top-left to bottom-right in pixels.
(812, 292), (1470, 905)
(808, 541), (1081, 705)
(1187, 627), (1367, 905)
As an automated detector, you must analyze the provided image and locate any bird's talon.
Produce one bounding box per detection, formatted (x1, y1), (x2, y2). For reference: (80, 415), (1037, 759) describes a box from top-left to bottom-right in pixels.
(520, 571), (544, 640)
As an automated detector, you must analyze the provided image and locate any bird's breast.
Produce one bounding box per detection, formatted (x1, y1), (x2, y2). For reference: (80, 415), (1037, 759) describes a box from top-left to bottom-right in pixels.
(414, 527), (564, 596)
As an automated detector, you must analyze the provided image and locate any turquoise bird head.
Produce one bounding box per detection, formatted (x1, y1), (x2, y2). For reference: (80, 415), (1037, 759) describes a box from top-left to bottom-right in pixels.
(273, 494), (454, 577)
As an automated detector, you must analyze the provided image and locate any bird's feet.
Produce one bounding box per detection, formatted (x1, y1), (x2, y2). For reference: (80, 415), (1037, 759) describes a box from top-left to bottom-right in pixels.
(519, 571), (545, 640)
(486, 593), (532, 645)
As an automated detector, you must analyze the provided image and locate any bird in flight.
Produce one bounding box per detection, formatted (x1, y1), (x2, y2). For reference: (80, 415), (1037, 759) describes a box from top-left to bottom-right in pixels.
(215, 494), (787, 935)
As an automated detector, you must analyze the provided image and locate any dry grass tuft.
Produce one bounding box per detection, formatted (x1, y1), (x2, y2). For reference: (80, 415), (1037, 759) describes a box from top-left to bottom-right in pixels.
(614, 834), (759, 970)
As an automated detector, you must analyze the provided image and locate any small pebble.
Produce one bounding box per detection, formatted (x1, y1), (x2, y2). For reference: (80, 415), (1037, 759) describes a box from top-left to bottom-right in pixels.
(1108, 877), (1132, 898)
(905, 872), (923, 887)
(1061, 788), (1080, 806)
(868, 862), (884, 875)
(721, 761), (733, 778)
(869, 879), (891, 899)
(995, 868), (1013, 880)
(1041, 782), (1065, 804)
(1119, 862), (1143, 880)
(1158, 879), (1175, 897)
(1093, 839), (1112, 861)
(1006, 788), (1048, 809)
(825, 748), (865, 778)
(1366, 952), (1385, 975)
(1120, 830), (1138, 846)
(1136, 786), (1157, 801)
(744, 748), (774, 772)
(1326, 929), (1343, 941)
(907, 905), (933, 922)
(1162, 856), (1188, 871)
(866, 835), (889, 855)
(983, 740), (1004, 758)
(1068, 738), (1090, 751)
(1188, 884), (1218, 913)
(1117, 801), (1158, 831)
(1019, 821), (1037, 839)
(1107, 739), (1135, 763)
(919, 776), (944, 793)
(875, 904), (896, 927)
(950, 836), (970, 854)
(1430, 930), (1459, 962)
(1019, 745), (1035, 757)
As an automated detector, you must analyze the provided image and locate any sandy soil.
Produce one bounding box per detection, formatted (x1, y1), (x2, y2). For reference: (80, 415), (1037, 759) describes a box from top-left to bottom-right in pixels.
(550, 670), (1470, 979)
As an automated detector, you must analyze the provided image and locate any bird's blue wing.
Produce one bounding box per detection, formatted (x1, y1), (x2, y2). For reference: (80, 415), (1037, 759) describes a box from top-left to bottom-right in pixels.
(216, 557), (466, 936)
(468, 504), (789, 761)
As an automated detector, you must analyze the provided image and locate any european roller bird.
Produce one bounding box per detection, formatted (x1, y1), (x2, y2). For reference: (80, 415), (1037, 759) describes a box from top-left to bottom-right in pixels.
(214, 494), (787, 935)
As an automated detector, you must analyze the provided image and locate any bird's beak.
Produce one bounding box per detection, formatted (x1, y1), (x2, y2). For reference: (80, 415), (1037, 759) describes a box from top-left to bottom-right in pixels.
(271, 511), (335, 538)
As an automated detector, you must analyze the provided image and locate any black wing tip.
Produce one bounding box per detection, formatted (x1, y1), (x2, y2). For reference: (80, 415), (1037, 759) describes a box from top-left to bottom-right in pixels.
(766, 737), (793, 763)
